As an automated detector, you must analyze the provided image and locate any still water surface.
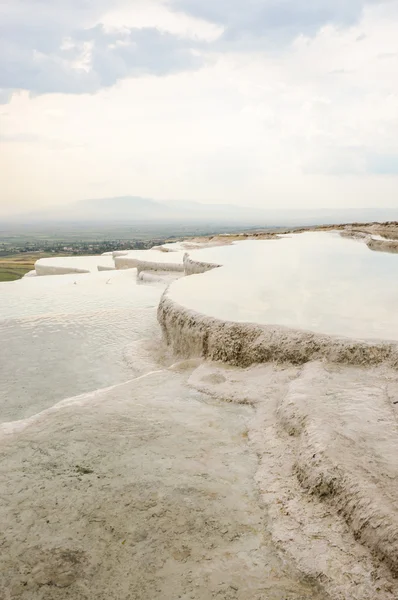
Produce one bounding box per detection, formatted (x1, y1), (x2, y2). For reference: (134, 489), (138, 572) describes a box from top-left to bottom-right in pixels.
(170, 232), (398, 341)
(0, 270), (161, 422)
(2, 233), (398, 423)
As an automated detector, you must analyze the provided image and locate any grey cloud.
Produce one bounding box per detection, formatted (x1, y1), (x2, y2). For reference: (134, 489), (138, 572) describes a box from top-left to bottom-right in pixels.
(0, 89), (13, 103)
(367, 153), (398, 175)
(78, 26), (201, 86)
(0, 0), (389, 100)
(0, 42), (99, 96)
(0, 25), (200, 94)
(174, 0), (379, 42)
(0, 1), (202, 98)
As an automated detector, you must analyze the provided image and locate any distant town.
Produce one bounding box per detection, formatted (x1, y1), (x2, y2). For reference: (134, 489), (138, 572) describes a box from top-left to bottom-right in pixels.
(0, 237), (172, 282)
(0, 238), (168, 258)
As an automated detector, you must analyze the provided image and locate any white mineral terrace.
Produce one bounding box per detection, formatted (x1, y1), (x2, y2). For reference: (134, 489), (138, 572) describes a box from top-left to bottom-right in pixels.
(34, 254), (115, 275)
(166, 232), (398, 342)
(1, 231), (398, 600)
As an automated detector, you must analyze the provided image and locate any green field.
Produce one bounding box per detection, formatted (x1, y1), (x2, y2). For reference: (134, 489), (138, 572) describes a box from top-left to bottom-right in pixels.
(0, 253), (61, 282)
(0, 266), (31, 282)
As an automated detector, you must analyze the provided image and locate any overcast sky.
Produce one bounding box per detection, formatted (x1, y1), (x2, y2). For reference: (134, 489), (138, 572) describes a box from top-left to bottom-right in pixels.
(1, 0), (398, 215)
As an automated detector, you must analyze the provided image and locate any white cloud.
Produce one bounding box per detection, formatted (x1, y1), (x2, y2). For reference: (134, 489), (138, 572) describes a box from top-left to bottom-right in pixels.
(0, 1), (207, 96)
(0, 0), (398, 214)
(100, 0), (224, 41)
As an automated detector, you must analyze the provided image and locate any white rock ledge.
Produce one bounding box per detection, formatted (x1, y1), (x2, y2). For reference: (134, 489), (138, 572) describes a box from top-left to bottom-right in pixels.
(34, 256), (115, 275)
(158, 291), (398, 369)
(183, 252), (221, 275)
(136, 260), (185, 274)
(158, 252), (398, 582)
(159, 233), (398, 365)
(277, 361), (398, 577)
(367, 238), (398, 254)
(114, 250), (185, 271)
(35, 263), (90, 276)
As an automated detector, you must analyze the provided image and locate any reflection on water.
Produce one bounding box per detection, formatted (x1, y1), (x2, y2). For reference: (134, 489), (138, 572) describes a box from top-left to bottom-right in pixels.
(0, 269), (158, 319)
(2, 233), (398, 422)
(171, 232), (398, 341)
(0, 270), (162, 422)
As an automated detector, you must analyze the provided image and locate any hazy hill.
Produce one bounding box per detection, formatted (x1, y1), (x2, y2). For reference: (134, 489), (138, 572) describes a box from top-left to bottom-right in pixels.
(3, 196), (397, 228)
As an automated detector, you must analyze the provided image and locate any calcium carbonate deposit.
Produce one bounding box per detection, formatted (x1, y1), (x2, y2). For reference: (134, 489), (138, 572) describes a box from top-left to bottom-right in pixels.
(1, 232), (398, 600)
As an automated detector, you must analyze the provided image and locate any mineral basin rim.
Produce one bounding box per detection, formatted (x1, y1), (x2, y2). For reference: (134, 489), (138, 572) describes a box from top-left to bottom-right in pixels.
(157, 288), (398, 369)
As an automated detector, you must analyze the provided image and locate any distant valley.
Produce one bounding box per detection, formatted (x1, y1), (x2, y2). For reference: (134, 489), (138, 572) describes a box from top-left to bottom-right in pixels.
(3, 196), (397, 229)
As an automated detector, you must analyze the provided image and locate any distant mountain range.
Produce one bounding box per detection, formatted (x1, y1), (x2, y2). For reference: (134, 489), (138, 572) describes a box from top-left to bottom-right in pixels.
(3, 196), (397, 228)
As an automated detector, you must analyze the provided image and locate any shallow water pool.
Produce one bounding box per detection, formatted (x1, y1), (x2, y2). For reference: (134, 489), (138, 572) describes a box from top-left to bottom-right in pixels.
(0, 270), (162, 421)
(169, 232), (398, 341)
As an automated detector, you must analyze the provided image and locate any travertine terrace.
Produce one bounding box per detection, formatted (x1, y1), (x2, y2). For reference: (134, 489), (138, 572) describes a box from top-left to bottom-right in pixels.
(1, 224), (398, 600)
